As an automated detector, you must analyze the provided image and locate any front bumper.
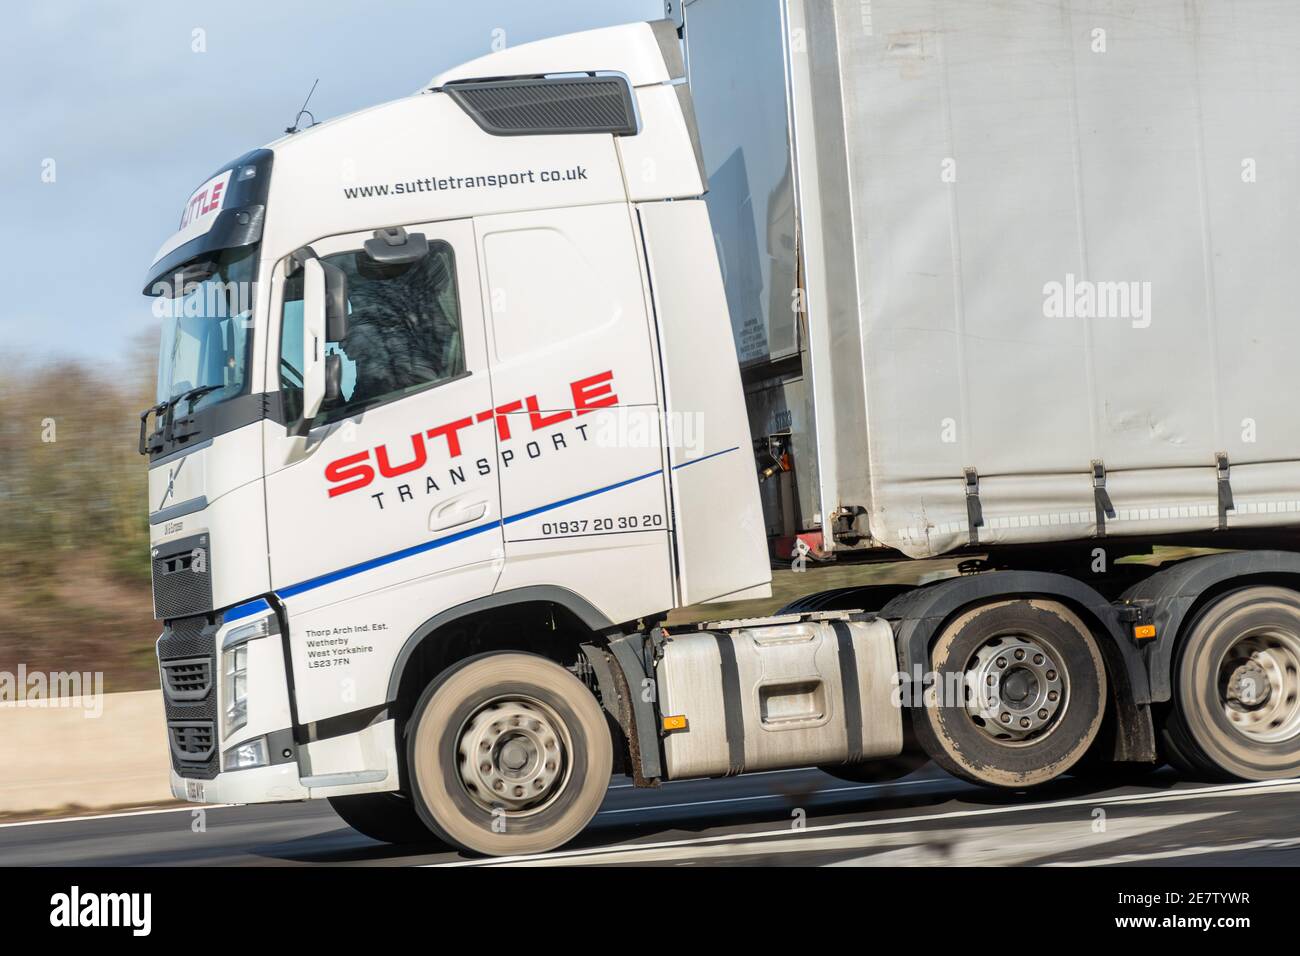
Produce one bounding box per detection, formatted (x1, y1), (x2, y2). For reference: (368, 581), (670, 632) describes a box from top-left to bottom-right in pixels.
(159, 606), (401, 806)
(170, 718), (402, 805)
(170, 762), (309, 805)
(157, 606), (297, 785)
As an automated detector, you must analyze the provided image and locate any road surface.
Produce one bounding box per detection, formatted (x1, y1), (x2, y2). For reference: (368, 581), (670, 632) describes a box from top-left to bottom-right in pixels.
(3, 766), (1299, 866)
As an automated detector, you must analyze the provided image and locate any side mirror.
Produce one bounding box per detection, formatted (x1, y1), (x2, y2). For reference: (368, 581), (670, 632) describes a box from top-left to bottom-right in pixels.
(299, 258), (328, 429)
(364, 226), (429, 266)
(322, 260), (349, 341)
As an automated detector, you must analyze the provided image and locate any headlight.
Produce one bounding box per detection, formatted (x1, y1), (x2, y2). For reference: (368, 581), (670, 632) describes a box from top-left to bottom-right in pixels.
(222, 643), (248, 736)
(223, 736), (269, 771)
(221, 615), (270, 737)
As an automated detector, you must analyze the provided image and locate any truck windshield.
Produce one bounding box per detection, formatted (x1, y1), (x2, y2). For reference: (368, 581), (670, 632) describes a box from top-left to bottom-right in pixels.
(155, 245), (259, 412)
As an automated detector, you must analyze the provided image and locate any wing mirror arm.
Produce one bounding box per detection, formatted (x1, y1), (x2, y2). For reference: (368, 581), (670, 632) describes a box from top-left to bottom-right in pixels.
(363, 226), (429, 265)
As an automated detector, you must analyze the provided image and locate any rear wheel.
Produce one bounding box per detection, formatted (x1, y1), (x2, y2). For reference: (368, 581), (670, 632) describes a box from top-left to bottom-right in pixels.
(327, 791), (439, 845)
(407, 652), (612, 856)
(1162, 586), (1300, 780)
(913, 600), (1107, 787)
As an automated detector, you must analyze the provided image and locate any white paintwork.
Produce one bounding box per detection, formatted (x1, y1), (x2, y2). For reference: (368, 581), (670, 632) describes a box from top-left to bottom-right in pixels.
(638, 200), (769, 605)
(148, 421), (263, 524)
(169, 763), (308, 805)
(148, 19), (771, 806)
(302, 720), (400, 798)
(616, 83), (704, 201)
(263, 219), (505, 726)
(476, 200), (681, 624)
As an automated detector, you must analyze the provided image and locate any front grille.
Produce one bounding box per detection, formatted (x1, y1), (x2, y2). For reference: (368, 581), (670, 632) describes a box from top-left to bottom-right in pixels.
(152, 535), (214, 619)
(158, 615), (219, 779)
(158, 615), (211, 659)
(168, 721), (216, 762)
(447, 76), (638, 137)
(161, 657), (212, 700)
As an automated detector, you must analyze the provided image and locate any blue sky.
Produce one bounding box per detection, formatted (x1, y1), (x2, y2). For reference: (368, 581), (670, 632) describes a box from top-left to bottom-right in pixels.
(0, 0), (663, 363)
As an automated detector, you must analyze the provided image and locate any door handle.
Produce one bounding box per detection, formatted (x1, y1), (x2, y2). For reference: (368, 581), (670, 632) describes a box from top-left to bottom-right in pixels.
(429, 500), (488, 533)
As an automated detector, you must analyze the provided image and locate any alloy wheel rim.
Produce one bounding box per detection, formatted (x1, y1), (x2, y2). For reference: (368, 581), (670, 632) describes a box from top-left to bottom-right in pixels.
(456, 696), (572, 815)
(964, 634), (1068, 743)
(1218, 627), (1300, 744)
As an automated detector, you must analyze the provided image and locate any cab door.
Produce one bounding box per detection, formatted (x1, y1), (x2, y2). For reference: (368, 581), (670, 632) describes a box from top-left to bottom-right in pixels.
(474, 203), (675, 625)
(263, 219), (502, 724)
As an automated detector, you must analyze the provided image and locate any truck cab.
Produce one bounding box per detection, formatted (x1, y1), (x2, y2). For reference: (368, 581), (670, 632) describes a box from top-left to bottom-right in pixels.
(142, 20), (769, 852)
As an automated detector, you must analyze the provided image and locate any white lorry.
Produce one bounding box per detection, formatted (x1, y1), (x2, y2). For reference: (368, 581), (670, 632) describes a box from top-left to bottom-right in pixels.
(142, 2), (1300, 856)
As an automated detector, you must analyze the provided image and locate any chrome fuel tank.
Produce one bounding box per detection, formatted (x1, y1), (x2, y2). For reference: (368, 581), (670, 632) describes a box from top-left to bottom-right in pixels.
(656, 614), (903, 780)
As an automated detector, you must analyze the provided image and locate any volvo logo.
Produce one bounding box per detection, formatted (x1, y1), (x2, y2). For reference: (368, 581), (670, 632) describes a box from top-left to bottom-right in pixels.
(158, 456), (186, 511)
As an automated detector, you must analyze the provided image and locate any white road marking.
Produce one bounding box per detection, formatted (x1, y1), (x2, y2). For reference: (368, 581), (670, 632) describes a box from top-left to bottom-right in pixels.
(0, 803), (230, 830)
(826, 813), (1225, 868)
(0, 767), (907, 831)
(431, 776), (1300, 867)
(494, 813), (1222, 868)
(1054, 836), (1300, 867)
(596, 776), (953, 815)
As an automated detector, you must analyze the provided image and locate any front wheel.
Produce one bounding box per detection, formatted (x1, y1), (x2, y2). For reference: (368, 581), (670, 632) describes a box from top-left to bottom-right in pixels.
(407, 652), (613, 856)
(327, 791), (439, 845)
(1162, 586), (1300, 780)
(913, 600), (1107, 788)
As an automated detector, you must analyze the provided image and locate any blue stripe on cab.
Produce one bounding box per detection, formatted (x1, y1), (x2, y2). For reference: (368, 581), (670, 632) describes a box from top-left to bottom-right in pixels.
(224, 597), (271, 623)
(220, 447), (741, 614)
(672, 446), (740, 471)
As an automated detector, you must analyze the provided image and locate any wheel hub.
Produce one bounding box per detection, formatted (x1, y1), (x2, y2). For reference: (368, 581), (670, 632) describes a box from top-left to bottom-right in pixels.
(457, 698), (567, 812)
(1219, 631), (1300, 744)
(965, 636), (1065, 741)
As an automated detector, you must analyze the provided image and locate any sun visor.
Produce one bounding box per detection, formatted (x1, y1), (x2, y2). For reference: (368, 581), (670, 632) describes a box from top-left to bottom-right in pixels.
(142, 148), (274, 296)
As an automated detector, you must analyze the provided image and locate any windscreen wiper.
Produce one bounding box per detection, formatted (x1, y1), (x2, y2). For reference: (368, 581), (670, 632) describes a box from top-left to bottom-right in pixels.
(166, 383), (224, 415)
(137, 384), (225, 455)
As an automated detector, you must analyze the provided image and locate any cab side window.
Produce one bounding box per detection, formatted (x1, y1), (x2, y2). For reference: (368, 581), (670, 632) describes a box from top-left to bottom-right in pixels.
(280, 241), (464, 423)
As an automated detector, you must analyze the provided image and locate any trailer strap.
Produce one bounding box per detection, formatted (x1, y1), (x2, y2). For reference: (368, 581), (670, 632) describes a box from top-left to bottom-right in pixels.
(964, 468), (984, 546)
(1092, 460), (1116, 537)
(830, 621), (865, 764)
(1216, 453), (1234, 531)
(712, 634), (747, 776)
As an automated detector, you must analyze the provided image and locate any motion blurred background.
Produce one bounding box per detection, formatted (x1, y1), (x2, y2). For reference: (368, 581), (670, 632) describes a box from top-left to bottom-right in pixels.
(0, 342), (157, 690)
(0, 1), (665, 699)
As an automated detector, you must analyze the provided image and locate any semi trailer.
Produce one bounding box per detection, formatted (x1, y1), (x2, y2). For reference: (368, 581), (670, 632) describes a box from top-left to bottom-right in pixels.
(141, 0), (1300, 856)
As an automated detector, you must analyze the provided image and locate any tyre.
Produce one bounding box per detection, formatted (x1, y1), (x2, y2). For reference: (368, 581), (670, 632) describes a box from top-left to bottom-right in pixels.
(1161, 586), (1300, 780)
(328, 791), (439, 845)
(913, 599), (1107, 788)
(407, 652), (613, 856)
